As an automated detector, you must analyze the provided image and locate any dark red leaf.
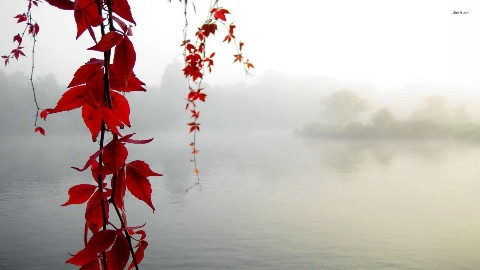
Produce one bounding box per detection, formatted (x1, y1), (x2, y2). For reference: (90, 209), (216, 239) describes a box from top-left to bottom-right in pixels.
(85, 190), (111, 233)
(66, 230), (116, 266)
(128, 241), (148, 270)
(14, 14), (27, 23)
(61, 184), (97, 206)
(106, 232), (130, 270)
(13, 34), (22, 44)
(79, 259), (100, 270)
(45, 0), (74, 10)
(111, 0), (136, 24)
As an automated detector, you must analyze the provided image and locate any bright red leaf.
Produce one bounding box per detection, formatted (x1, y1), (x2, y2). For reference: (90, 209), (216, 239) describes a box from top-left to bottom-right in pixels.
(211, 8), (229, 21)
(125, 160), (161, 211)
(88, 31), (123, 52)
(68, 58), (104, 88)
(112, 36), (136, 89)
(61, 184), (97, 206)
(74, 0), (103, 39)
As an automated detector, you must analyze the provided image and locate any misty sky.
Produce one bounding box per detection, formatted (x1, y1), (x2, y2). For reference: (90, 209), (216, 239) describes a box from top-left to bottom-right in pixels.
(0, 0), (479, 92)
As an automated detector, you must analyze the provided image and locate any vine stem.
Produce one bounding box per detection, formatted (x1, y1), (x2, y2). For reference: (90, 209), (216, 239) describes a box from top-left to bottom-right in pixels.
(94, 0), (140, 269)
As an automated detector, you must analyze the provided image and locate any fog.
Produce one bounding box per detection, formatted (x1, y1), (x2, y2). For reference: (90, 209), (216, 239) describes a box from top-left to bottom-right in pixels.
(2, 62), (480, 143)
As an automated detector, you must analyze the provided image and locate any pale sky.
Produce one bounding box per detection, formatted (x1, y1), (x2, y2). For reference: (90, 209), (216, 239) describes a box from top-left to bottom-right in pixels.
(1, 0), (479, 92)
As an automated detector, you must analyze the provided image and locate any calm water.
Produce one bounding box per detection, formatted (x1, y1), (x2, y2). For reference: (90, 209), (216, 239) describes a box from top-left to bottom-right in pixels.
(1, 131), (480, 269)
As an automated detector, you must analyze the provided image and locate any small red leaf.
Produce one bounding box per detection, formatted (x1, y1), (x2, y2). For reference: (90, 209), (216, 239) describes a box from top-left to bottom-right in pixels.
(34, 126), (45, 136)
(211, 8), (230, 21)
(14, 14), (27, 23)
(13, 34), (22, 44)
(61, 184), (97, 206)
(128, 241), (148, 270)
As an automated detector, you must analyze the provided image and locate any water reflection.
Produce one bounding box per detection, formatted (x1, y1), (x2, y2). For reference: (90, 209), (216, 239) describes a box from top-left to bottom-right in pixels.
(2, 132), (480, 269)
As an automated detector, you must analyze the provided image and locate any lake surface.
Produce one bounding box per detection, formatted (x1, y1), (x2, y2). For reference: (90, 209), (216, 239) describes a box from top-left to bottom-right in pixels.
(1, 131), (480, 269)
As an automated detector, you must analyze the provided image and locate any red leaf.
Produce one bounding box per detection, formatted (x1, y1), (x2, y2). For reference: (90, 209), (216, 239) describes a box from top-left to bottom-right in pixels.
(112, 37), (136, 89)
(102, 139), (128, 173)
(14, 14), (27, 23)
(82, 70), (105, 108)
(11, 48), (25, 60)
(111, 0), (136, 24)
(45, 0), (74, 10)
(211, 8), (230, 21)
(13, 34), (22, 44)
(111, 91), (131, 127)
(128, 160), (162, 177)
(74, 0), (103, 39)
(66, 230), (117, 266)
(33, 23), (40, 35)
(61, 184), (97, 206)
(85, 190), (111, 233)
(106, 233), (130, 270)
(69, 58), (104, 88)
(46, 85), (86, 115)
(128, 241), (148, 270)
(88, 31), (124, 52)
(126, 160), (161, 211)
(34, 126), (45, 136)
(79, 259), (100, 270)
(188, 122), (200, 133)
(72, 147), (103, 172)
(110, 70), (145, 92)
(82, 105), (103, 141)
(233, 54), (243, 63)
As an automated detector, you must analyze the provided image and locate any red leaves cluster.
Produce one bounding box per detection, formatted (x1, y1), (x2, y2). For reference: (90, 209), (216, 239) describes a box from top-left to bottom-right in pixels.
(181, 5), (254, 177)
(35, 0), (161, 269)
(2, 1), (41, 66)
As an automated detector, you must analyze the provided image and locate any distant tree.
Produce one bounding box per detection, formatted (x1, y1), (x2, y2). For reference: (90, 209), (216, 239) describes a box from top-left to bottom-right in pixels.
(370, 108), (398, 128)
(409, 96), (450, 125)
(319, 89), (370, 126)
